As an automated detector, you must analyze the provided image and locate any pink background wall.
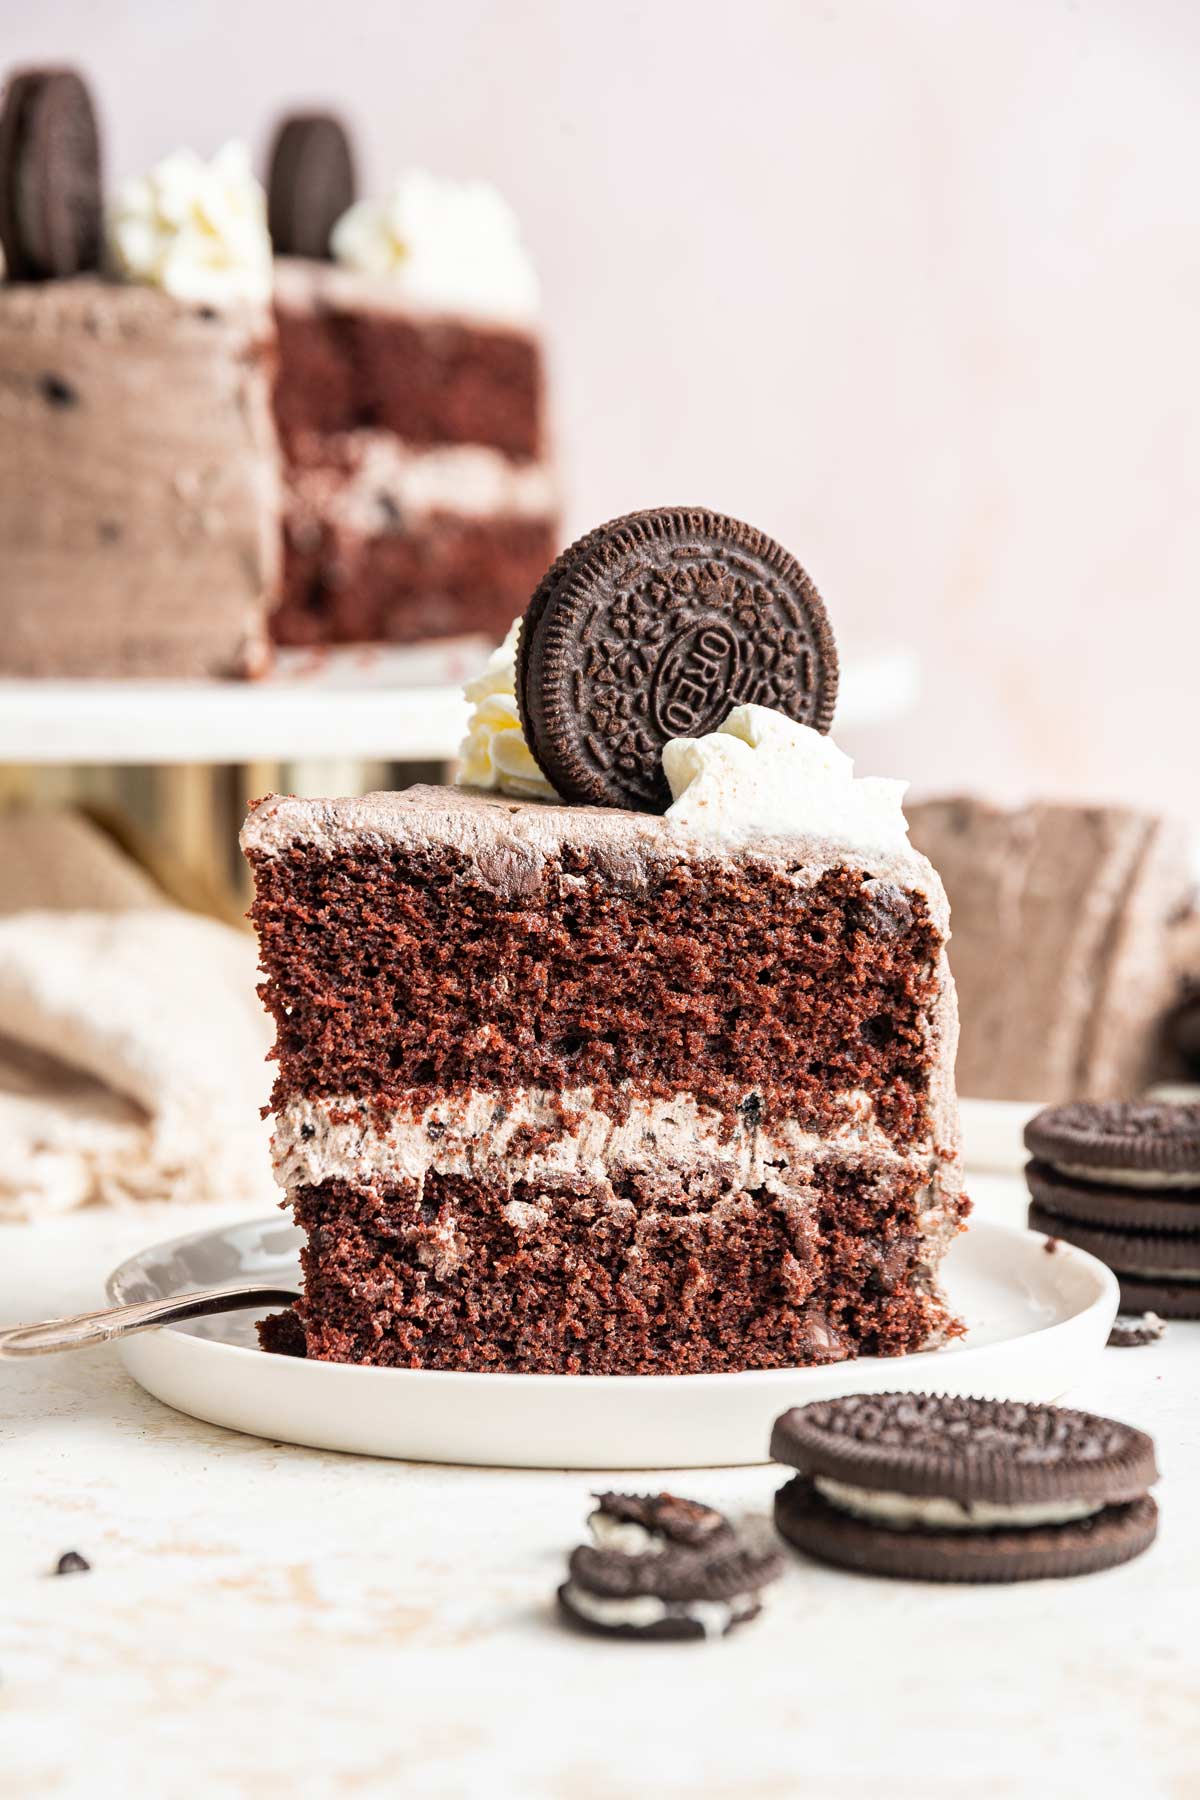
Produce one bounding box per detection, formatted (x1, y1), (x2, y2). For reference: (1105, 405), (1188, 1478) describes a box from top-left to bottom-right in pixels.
(9, 1), (1199, 820)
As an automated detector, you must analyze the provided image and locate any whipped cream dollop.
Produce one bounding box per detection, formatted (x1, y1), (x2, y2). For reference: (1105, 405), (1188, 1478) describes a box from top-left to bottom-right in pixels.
(457, 621), (557, 801)
(663, 705), (910, 853)
(330, 170), (539, 325)
(108, 142), (272, 305)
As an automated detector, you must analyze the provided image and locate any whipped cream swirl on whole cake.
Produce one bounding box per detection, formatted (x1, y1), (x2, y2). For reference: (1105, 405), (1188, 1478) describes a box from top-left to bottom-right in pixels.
(108, 141), (272, 305)
(331, 170), (539, 325)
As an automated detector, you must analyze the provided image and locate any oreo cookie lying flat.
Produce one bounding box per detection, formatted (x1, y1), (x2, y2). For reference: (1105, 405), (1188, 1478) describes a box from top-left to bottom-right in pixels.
(558, 1531), (783, 1641)
(1024, 1101), (1200, 1317)
(267, 112), (356, 259)
(1024, 1099), (1200, 1178)
(587, 1491), (735, 1555)
(0, 68), (102, 280)
(517, 508), (838, 812)
(770, 1393), (1158, 1583)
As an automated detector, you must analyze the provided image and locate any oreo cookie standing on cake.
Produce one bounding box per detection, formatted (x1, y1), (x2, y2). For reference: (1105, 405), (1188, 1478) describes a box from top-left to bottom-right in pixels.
(266, 112), (357, 261)
(517, 507), (839, 811)
(1025, 1100), (1200, 1316)
(771, 1394), (1158, 1583)
(0, 67), (102, 280)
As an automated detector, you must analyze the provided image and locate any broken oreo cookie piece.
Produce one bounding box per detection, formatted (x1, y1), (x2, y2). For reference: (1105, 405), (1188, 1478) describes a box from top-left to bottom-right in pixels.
(587, 1491), (736, 1556)
(1107, 1311), (1166, 1349)
(558, 1530), (782, 1642)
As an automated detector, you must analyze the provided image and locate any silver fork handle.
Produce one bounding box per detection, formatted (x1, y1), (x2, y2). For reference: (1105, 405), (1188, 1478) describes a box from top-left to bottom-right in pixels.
(0, 1284), (299, 1358)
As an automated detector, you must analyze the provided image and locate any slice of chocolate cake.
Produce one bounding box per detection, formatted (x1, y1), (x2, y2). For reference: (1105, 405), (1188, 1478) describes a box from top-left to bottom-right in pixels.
(243, 513), (967, 1374)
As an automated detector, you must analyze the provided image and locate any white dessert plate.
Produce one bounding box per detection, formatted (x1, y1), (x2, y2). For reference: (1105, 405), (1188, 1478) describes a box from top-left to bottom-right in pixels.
(109, 1214), (1118, 1470)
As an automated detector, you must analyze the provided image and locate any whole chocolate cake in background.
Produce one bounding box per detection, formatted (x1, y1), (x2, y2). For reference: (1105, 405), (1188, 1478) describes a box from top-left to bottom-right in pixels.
(907, 797), (1195, 1104)
(246, 510), (968, 1375)
(0, 72), (281, 678)
(0, 70), (556, 677)
(266, 112), (558, 650)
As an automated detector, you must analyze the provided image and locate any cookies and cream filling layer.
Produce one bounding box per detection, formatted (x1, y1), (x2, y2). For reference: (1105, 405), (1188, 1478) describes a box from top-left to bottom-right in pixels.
(561, 1584), (756, 1639)
(813, 1477), (1104, 1532)
(271, 1085), (936, 1194)
(286, 436), (557, 540)
(1051, 1160), (1200, 1192)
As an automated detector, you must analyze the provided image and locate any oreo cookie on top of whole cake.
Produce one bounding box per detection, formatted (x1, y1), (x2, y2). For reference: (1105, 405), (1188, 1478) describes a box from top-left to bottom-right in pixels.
(771, 1393), (1158, 1583)
(1025, 1100), (1200, 1316)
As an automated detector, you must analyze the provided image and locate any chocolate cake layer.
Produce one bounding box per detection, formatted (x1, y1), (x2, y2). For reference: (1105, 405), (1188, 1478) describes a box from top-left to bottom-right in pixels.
(274, 509), (555, 646)
(284, 1146), (963, 1374)
(273, 259), (545, 460)
(247, 803), (947, 1145)
(0, 277), (280, 678)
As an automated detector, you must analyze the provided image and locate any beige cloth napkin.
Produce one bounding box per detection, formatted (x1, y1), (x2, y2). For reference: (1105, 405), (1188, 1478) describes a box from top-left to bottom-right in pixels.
(0, 808), (167, 914)
(0, 910), (277, 1220)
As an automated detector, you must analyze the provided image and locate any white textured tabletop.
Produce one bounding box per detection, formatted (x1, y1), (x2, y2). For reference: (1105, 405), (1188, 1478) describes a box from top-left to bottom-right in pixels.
(2, 1177), (1196, 1800)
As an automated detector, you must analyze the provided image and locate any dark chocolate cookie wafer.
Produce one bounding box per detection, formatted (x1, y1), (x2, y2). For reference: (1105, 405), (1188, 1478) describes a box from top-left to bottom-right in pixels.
(267, 112), (356, 259)
(1026, 1159), (1200, 1235)
(517, 508), (838, 812)
(558, 1532), (783, 1641)
(1028, 1202), (1200, 1318)
(588, 1492), (735, 1555)
(0, 68), (102, 280)
(1025, 1100), (1200, 1178)
(770, 1393), (1157, 1582)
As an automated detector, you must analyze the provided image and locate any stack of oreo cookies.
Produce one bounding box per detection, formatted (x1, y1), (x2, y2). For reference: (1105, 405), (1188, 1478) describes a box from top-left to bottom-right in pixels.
(771, 1393), (1158, 1582)
(1025, 1101), (1200, 1317)
(557, 1492), (783, 1640)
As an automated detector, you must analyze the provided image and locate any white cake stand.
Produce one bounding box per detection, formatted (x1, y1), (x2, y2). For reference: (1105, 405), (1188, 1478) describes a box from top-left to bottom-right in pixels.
(0, 642), (917, 765)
